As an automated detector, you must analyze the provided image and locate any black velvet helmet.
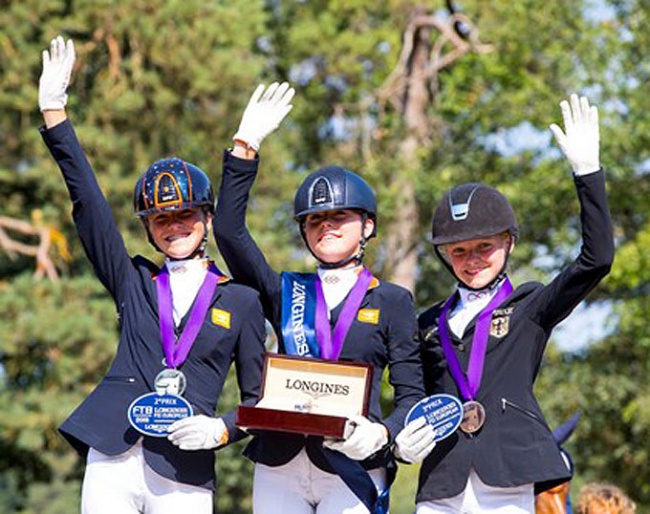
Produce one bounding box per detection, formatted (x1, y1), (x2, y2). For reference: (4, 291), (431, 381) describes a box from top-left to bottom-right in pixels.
(133, 157), (214, 218)
(431, 182), (518, 245)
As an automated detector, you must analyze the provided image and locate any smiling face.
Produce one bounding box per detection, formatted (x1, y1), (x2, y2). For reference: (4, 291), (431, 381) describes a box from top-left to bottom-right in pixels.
(442, 232), (514, 289)
(303, 209), (374, 266)
(145, 208), (211, 259)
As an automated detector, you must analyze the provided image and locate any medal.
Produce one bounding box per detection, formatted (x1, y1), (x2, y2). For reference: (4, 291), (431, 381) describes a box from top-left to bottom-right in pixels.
(127, 263), (223, 436)
(460, 400), (486, 434)
(438, 279), (514, 435)
(154, 368), (187, 396)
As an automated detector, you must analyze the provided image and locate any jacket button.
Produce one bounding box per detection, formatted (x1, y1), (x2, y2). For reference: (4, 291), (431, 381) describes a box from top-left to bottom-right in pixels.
(458, 344), (465, 352)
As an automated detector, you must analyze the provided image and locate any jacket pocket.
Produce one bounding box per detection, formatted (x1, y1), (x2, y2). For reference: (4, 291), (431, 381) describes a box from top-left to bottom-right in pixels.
(501, 397), (547, 429)
(103, 376), (136, 384)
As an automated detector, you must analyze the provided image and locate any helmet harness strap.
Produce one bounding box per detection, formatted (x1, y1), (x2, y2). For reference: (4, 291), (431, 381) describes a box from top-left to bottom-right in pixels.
(436, 233), (515, 291)
(301, 212), (369, 270)
(143, 207), (211, 260)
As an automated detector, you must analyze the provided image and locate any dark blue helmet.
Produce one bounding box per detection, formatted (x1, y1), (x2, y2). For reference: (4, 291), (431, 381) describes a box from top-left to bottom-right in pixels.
(133, 157), (214, 218)
(294, 166), (377, 232)
(294, 166), (377, 268)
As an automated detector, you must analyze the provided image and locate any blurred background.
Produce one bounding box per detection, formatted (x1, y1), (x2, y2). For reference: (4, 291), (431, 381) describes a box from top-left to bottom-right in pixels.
(1, 0), (648, 512)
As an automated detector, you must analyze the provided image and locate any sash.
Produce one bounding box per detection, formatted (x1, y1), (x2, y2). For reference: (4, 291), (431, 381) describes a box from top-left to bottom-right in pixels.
(156, 263), (222, 369)
(438, 278), (514, 401)
(281, 272), (320, 357)
(323, 448), (391, 514)
(281, 268), (373, 360)
(281, 269), (387, 513)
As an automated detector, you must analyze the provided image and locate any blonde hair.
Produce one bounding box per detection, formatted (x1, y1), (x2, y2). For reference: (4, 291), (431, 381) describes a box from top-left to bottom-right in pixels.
(576, 482), (636, 514)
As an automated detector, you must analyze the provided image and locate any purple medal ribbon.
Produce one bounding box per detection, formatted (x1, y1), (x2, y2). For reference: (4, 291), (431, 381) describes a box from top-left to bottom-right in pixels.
(438, 278), (513, 401)
(156, 263), (221, 369)
(314, 268), (374, 361)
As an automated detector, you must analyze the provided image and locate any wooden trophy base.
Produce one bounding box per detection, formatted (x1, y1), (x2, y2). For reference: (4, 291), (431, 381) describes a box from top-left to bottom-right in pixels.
(236, 405), (353, 439)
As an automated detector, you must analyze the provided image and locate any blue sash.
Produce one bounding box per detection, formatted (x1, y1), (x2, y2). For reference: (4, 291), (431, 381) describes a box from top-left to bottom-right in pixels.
(324, 448), (390, 514)
(280, 271), (390, 513)
(281, 272), (320, 357)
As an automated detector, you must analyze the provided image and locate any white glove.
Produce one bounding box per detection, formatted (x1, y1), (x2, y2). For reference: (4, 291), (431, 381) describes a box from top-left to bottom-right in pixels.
(394, 417), (436, 464)
(549, 94), (600, 176)
(167, 415), (228, 451)
(39, 36), (75, 112)
(233, 82), (295, 151)
(323, 415), (388, 461)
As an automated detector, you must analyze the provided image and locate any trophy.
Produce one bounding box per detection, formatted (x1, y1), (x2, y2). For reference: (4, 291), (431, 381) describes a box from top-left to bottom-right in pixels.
(236, 353), (372, 439)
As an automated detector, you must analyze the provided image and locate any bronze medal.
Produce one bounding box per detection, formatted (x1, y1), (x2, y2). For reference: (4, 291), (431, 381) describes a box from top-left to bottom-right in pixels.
(460, 400), (486, 434)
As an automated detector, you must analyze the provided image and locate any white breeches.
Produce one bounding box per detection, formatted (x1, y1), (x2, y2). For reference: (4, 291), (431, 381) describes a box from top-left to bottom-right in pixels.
(252, 448), (386, 514)
(416, 470), (534, 514)
(81, 440), (213, 514)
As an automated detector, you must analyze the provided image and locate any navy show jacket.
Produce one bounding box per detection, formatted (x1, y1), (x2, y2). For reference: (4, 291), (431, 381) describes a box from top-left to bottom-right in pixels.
(416, 170), (614, 501)
(215, 151), (426, 473)
(41, 120), (266, 490)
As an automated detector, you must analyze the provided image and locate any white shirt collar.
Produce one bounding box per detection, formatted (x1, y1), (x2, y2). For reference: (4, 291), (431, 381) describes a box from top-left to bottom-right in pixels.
(449, 278), (505, 337)
(166, 258), (208, 274)
(165, 258), (209, 325)
(317, 265), (362, 311)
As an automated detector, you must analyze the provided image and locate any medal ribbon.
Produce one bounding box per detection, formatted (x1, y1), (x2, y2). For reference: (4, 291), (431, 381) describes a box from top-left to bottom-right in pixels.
(315, 267), (373, 361)
(156, 263), (221, 368)
(438, 278), (513, 401)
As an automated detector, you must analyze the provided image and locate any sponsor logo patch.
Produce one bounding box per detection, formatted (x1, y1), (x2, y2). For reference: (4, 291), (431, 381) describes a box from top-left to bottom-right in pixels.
(357, 308), (380, 324)
(211, 309), (231, 329)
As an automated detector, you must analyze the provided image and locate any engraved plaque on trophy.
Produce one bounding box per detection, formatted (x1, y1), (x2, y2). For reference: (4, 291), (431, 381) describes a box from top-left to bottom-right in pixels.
(236, 353), (373, 439)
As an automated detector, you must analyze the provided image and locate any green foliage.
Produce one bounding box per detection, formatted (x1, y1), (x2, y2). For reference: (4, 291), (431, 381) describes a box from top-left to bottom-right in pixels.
(0, 274), (114, 510)
(537, 335), (650, 508)
(1, 0), (271, 510)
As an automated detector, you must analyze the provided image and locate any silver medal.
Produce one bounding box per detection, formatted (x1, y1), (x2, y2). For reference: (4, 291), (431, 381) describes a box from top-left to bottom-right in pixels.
(154, 368), (187, 396)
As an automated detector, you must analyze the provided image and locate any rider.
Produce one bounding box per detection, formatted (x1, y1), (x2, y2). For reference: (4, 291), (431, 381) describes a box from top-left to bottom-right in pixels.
(215, 83), (425, 513)
(38, 36), (266, 513)
(394, 94), (614, 513)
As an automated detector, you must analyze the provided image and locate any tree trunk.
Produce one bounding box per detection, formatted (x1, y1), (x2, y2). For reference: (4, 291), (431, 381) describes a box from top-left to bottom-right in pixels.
(384, 20), (431, 293)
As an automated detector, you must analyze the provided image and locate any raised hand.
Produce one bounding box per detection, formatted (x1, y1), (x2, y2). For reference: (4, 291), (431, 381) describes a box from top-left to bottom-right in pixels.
(233, 82), (295, 152)
(39, 36), (75, 112)
(549, 94), (600, 176)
